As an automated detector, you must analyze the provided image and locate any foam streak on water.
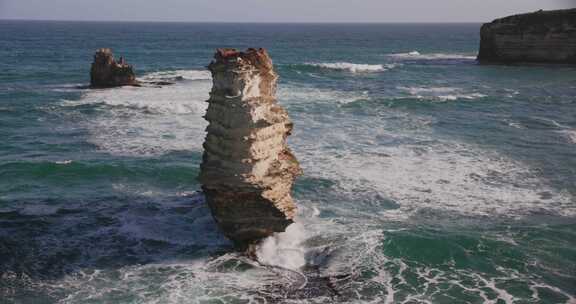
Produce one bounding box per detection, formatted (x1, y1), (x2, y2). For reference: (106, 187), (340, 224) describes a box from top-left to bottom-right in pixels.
(60, 70), (211, 156)
(305, 62), (397, 73)
(388, 50), (477, 60)
(398, 86), (487, 101)
(288, 104), (574, 219)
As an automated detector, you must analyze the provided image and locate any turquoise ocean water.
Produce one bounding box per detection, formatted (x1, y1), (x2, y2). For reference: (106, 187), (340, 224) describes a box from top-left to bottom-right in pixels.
(0, 21), (575, 303)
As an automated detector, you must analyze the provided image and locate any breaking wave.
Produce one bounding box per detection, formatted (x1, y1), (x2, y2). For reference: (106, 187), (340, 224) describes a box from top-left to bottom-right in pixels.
(398, 86), (487, 101)
(305, 62), (397, 73)
(561, 129), (576, 144)
(388, 50), (477, 60)
(256, 223), (307, 270)
(140, 69), (211, 82)
(60, 69), (211, 156)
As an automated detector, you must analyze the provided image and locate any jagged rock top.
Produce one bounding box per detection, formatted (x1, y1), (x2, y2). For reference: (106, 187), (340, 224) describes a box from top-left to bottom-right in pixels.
(210, 48), (274, 71)
(90, 48), (138, 88)
(478, 9), (576, 64)
(207, 47), (279, 103)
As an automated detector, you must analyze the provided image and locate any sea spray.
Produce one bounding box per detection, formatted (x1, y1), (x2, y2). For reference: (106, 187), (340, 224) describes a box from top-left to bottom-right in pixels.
(255, 223), (307, 270)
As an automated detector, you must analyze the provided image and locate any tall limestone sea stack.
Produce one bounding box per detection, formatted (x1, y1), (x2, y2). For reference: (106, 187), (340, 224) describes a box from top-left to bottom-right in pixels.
(90, 48), (138, 88)
(199, 48), (302, 250)
(477, 8), (576, 64)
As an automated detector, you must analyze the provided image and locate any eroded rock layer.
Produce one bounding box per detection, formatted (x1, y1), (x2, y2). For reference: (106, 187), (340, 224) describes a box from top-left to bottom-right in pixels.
(200, 48), (302, 249)
(477, 9), (576, 64)
(90, 48), (138, 88)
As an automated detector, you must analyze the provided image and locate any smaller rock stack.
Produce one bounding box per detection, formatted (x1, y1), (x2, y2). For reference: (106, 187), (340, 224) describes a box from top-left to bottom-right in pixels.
(478, 9), (576, 64)
(90, 48), (138, 88)
(200, 48), (302, 250)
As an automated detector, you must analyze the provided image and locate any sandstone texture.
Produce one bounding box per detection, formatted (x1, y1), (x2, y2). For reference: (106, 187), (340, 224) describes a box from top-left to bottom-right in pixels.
(478, 9), (576, 64)
(90, 48), (138, 88)
(199, 48), (302, 249)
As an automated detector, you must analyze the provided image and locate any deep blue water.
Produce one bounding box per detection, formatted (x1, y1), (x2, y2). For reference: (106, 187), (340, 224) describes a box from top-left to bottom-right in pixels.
(0, 21), (575, 304)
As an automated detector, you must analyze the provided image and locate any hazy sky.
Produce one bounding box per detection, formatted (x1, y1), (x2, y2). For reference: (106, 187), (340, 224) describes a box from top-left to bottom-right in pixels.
(0, 0), (574, 22)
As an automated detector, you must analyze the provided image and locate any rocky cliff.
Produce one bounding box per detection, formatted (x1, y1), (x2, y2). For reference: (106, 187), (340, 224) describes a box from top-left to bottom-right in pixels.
(90, 48), (138, 88)
(199, 48), (302, 250)
(478, 9), (576, 64)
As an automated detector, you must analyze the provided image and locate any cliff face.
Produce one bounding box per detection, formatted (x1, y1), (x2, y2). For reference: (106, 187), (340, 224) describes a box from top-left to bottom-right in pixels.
(199, 48), (302, 249)
(90, 48), (138, 88)
(478, 9), (576, 64)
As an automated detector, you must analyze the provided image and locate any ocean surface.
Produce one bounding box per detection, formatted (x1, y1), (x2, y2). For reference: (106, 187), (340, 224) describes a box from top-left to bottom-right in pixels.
(0, 21), (575, 304)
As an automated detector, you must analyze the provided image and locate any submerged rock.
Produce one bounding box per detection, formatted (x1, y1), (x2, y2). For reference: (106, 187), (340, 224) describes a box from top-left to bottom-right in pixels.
(199, 48), (302, 249)
(477, 9), (576, 64)
(90, 48), (138, 88)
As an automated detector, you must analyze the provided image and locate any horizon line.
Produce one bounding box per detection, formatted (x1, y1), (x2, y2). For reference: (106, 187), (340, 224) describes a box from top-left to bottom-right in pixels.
(0, 18), (486, 24)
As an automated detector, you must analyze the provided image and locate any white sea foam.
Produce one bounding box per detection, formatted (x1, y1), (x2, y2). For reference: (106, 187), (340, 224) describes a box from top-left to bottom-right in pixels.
(76, 85), (208, 114)
(306, 217), (576, 304)
(140, 69), (211, 82)
(279, 87), (576, 219)
(290, 108), (575, 219)
(48, 83), (86, 92)
(306, 62), (396, 73)
(504, 119), (525, 129)
(398, 86), (487, 101)
(54, 160), (73, 165)
(559, 129), (576, 144)
(61, 69), (211, 156)
(401, 86), (457, 95)
(256, 223), (307, 270)
(388, 50), (477, 61)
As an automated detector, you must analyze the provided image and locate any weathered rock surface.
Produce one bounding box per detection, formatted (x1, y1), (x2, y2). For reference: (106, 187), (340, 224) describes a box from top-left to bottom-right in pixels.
(478, 9), (576, 64)
(199, 48), (302, 249)
(90, 48), (138, 88)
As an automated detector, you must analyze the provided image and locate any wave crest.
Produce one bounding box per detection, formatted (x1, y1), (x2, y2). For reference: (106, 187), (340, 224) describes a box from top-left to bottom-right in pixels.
(388, 50), (477, 61)
(398, 86), (487, 101)
(305, 62), (396, 73)
(140, 69), (211, 82)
